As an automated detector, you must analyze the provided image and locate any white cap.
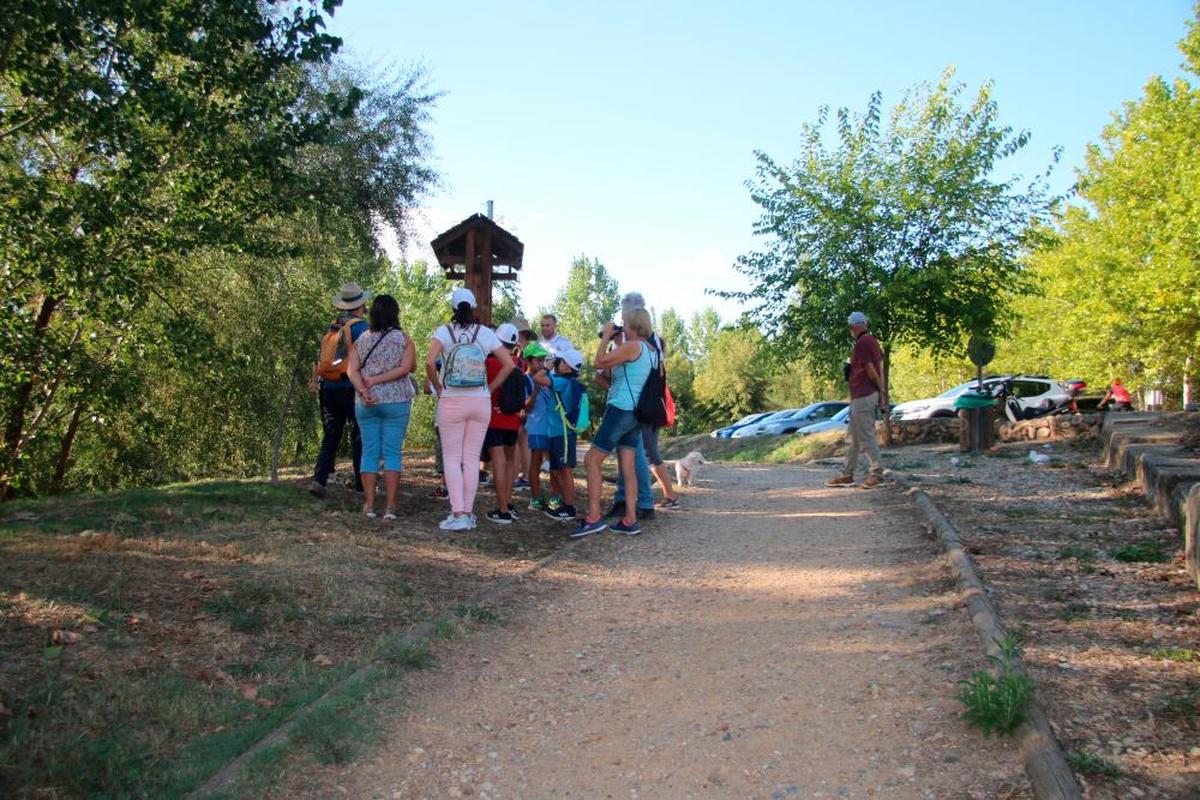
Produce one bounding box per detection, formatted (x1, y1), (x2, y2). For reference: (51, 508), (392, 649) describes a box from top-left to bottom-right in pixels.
(847, 311), (868, 326)
(495, 322), (519, 345)
(451, 287), (477, 308)
(561, 348), (584, 371)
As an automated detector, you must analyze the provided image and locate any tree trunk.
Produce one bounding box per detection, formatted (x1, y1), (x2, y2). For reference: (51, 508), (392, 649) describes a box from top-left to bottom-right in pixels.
(49, 403), (86, 494)
(1, 295), (59, 499)
(1185, 355), (1194, 409)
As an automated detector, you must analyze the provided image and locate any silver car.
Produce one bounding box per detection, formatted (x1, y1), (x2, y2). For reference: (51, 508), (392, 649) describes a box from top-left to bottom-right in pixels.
(732, 401), (849, 437)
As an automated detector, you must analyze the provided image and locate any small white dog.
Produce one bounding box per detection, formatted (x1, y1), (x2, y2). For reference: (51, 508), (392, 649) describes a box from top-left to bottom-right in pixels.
(674, 451), (706, 487)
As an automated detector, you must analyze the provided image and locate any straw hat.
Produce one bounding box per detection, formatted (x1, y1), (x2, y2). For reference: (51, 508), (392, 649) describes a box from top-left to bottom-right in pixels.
(332, 282), (371, 310)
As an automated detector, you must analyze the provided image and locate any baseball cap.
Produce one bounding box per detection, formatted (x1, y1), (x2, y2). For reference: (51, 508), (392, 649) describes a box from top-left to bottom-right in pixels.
(847, 311), (868, 326)
(560, 348), (584, 371)
(495, 322), (519, 345)
(450, 287), (477, 308)
(523, 342), (549, 358)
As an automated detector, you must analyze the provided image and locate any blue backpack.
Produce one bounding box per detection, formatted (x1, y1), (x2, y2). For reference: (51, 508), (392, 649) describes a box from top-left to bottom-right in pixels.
(554, 377), (590, 433)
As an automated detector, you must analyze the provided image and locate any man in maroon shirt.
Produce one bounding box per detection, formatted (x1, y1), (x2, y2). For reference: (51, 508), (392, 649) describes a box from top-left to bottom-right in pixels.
(827, 311), (886, 488)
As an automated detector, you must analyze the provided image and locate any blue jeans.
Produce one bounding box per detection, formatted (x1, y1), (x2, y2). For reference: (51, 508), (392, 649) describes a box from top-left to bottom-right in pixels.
(614, 434), (654, 510)
(356, 400), (412, 473)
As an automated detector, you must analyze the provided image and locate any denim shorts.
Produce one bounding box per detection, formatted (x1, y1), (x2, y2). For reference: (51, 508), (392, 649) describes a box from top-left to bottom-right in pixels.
(591, 406), (641, 453)
(548, 432), (577, 468)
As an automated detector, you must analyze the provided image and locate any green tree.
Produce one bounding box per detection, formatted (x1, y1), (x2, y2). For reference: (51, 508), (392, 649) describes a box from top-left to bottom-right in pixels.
(658, 307), (690, 360)
(687, 307), (722, 366)
(692, 328), (769, 423)
(544, 255), (621, 351)
(997, 10), (1200, 401)
(724, 69), (1055, 406)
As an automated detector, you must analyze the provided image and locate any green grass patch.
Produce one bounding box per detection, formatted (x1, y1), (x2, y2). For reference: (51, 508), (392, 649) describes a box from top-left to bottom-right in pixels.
(1110, 543), (1169, 563)
(1151, 647), (1198, 662)
(1066, 750), (1124, 778)
(724, 431), (842, 464)
(957, 633), (1035, 737)
(1058, 602), (1091, 623)
(1056, 545), (1096, 563)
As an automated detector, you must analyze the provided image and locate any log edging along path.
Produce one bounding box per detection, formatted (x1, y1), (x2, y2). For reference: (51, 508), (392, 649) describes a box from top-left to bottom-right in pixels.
(185, 537), (589, 799)
(883, 468), (1083, 800)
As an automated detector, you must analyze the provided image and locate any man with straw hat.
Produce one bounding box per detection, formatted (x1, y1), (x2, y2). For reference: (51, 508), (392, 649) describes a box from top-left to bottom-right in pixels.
(308, 282), (371, 498)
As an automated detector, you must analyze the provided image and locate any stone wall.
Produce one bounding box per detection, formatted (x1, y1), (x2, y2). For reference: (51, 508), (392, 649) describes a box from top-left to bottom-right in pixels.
(878, 413), (1102, 446)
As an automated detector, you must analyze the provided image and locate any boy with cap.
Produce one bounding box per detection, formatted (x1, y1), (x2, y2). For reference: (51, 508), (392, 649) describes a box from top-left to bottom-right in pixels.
(522, 342), (554, 508)
(543, 348), (585, 522)
(483, 322), (524, 523)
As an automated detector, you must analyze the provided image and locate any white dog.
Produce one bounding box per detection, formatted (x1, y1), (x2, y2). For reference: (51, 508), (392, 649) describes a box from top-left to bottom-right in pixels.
(674, 451), (706, 487)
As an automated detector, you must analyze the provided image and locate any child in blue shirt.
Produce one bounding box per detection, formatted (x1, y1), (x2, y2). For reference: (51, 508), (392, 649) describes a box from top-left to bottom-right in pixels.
(522, 343), (554, 509)
(543, 349), (586, 522)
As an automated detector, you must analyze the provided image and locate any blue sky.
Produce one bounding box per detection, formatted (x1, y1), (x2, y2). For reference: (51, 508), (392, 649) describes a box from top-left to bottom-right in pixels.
(327, 1), (1194, 324)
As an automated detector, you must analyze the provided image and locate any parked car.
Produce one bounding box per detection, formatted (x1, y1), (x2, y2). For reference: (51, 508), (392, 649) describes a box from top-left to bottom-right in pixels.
(710, 411), (774, 438)
(796, 405), (851, 435)
(889, 375), (1071, 421)
(732, 401), (849, 437)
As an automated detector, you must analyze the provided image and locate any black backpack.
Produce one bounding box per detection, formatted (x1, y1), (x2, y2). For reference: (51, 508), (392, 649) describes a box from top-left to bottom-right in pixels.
(634, 340), (669, 428)
(497, 364), (528, 415)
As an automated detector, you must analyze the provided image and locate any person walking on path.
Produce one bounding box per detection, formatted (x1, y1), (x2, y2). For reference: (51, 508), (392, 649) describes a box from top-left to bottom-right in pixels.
(426, 288), (515, 531)
(308, 282), (371, 498)
(347, 294), (416, 520)
(573, 307), (656, 538)
(827, 310), (886, 489)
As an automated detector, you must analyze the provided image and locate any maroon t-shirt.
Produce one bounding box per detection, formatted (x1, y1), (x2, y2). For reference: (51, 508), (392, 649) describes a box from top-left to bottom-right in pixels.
(848, 332), (883, 399)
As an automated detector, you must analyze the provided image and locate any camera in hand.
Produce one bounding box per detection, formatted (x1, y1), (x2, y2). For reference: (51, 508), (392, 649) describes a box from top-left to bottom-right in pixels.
(598, 324), (623, 338)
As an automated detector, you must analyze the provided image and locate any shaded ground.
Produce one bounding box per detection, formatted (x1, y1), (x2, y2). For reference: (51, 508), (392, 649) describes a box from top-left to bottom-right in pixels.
(280, 462), (1030, 800)
(884, 438), (1200, 799)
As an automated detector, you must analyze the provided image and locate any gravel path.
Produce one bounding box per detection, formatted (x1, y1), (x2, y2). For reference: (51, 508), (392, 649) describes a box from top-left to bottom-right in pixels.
(312, 462), (1030, 799)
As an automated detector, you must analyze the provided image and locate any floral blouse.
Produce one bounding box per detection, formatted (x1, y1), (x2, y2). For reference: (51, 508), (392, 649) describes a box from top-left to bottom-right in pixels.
(354, 328), (415, 405)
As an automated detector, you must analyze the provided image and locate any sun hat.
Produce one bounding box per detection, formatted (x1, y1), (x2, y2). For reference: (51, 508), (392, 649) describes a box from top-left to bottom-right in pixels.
(510, 315), (532, 333)
(523, 342), (549, 358)
(332, 282), (371, 310)
(451, 287), (477, 308)
(495, 322), (520, 345)
(847, 311), (868, 326)
(561, 348), (584, 371)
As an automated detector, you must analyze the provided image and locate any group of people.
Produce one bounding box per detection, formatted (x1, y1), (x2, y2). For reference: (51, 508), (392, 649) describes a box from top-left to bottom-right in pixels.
(307, 282), (680, 537)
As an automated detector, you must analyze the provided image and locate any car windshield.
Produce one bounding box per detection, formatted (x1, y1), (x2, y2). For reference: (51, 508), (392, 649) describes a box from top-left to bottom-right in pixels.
(832, 406), (850, 421)
(734, 413), (767, 426)
(794, 402), (822, 417)
(760, 410), (796, 423)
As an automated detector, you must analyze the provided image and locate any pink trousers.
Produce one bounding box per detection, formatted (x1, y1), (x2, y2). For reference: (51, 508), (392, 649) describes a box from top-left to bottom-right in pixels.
(436, 396), (491, 514)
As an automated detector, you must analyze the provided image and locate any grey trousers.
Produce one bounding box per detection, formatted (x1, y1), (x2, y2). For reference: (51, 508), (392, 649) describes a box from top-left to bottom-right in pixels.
(843, 392), (883, 478)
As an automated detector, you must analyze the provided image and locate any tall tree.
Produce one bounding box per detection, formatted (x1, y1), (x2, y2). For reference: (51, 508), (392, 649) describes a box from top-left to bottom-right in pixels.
(687, 307), (723, 366)
(723, 69), (1055, 404)
(544, 255), (621, 350)
(997, 11), (1200, 402)
(692, 327), (768, 422)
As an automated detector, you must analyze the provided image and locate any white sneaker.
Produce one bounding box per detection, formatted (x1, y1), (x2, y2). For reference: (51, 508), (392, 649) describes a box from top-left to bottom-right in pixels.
(438, 514), (458, 531)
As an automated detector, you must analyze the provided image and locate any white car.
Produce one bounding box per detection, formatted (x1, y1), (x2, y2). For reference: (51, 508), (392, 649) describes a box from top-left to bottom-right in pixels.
(889, 376), (1071, 421)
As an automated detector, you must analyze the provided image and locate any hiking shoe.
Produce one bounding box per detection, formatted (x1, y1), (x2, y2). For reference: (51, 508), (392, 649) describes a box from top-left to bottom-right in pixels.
(514, 477), (531, 490)
(825, 474), (854, 487)
(637, 508), (656, 521)
(570, 518), (608, 538)
(861, 475), (882, 489)
(659, 498), (680, 510)
(486, 510), (513, 525)
(307, 480), (327, 499)
(611, 520), (642, 536)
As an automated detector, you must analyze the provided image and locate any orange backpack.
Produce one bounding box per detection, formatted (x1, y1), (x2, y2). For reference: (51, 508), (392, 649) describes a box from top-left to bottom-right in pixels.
(316, 317), (363, 381)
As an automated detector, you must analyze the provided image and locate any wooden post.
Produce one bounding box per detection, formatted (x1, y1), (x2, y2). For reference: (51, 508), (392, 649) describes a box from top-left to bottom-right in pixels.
(478, 225), (493, 326)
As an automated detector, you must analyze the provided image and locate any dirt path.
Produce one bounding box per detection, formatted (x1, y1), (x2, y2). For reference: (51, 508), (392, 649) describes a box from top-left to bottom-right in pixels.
(298, 462), (1031, 799)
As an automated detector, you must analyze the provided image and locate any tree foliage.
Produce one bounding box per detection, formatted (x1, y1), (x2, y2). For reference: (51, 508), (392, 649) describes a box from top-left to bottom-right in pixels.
(725, 69), (1055, 394)
(0, 3), (437, 495)
(994, 11), (1200, 397)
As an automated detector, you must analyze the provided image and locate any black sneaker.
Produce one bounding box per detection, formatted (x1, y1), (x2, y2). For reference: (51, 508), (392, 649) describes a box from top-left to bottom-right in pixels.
(637, 508), (656, 521)
(508, 507), (520, 521)
(611, 519), (642, 535)
(553, 505), (577, 521)
(485, 510), (513, 525)
(543, 505), (565, 521)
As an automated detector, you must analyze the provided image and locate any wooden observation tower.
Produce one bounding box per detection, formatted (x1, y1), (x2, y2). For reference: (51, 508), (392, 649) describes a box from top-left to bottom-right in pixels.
(430, 212), (524, 326)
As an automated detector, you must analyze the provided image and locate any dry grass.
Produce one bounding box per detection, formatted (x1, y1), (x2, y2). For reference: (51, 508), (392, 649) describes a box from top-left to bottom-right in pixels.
(899, 438), (1200, 799)
(0, 456), (574, 798)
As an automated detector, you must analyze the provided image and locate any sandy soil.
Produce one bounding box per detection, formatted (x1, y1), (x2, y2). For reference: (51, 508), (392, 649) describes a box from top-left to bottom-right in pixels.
(293, 462), (1031, 799)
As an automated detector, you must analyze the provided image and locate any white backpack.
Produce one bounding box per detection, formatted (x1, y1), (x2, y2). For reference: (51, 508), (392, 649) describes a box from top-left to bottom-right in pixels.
(442, 324), (487, 388)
